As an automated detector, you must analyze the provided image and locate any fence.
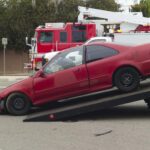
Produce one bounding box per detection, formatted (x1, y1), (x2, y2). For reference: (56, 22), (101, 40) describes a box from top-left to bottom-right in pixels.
(0, 50), (29, 75)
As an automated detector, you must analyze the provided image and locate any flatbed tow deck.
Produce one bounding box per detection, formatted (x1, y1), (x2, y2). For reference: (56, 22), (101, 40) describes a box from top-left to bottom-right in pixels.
(24, 81), (150, 122)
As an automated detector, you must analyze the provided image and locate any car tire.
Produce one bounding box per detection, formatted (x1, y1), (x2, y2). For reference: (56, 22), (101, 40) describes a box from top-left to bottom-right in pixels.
(6, 92), (31, 115)
(114, 67), (140, 92)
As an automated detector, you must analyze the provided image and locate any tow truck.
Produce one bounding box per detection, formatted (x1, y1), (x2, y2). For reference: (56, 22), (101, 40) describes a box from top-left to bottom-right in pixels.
(24, 80), (150, 122)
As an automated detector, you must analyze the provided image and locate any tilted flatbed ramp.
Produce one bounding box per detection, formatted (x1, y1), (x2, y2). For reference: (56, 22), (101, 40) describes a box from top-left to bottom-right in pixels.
(24, 82), (150, 122)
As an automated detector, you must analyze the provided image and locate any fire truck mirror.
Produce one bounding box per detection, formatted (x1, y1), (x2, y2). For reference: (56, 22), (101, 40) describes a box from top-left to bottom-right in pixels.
(25, 37), (32, 47)
(31, 38), (36, 47)
(25, 37), (28, 45)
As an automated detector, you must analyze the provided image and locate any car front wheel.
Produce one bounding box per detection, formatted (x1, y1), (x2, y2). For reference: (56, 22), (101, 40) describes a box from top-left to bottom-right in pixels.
(6, 92), (31, 115)
(114, 67), (140, 92)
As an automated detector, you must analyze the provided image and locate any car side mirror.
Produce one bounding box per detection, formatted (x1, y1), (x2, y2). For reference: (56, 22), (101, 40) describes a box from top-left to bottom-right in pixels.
(36, 70), (45, 78)
(35, 68), (39, 71)
(39, 70), (45, 77)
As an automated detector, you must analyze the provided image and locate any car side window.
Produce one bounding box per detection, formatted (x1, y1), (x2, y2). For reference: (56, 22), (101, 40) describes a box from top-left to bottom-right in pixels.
(86, 45), (118, 63)
(44, 46), (83, 74)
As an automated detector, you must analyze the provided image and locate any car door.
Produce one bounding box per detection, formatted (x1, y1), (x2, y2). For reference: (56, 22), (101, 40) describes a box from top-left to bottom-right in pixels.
(33, 46), (89, 105)
(85, 45), (119, 92)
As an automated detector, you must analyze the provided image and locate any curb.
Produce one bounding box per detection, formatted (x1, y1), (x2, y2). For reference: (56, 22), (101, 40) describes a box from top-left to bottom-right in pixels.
(0, 76), (28, 82)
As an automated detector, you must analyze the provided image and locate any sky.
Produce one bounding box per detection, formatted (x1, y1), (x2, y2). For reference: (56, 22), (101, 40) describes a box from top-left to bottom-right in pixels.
(115, 0), (141, 6)
(115, 0), (141, 12)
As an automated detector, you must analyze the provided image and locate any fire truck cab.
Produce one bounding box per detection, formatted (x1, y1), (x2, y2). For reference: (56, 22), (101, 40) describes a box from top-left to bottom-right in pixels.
(29, 22), (96, 70)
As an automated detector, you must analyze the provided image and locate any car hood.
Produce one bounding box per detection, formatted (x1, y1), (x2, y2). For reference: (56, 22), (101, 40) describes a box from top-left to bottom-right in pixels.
(0, 76), (34, 100)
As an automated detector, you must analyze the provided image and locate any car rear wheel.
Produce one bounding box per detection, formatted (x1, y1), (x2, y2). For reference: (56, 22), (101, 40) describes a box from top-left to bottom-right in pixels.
(6, 93), (31, 115)
(114, 67), (140, 92)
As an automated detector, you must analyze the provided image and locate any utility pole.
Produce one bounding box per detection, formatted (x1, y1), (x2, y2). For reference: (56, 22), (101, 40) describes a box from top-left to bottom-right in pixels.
(2, 38), (8, 75)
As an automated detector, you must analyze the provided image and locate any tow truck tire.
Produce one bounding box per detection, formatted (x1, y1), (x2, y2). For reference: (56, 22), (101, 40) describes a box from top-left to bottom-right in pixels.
(6, 92), (31, 115)
(144, 99), (150, 109)
(114, 67), (140, 92)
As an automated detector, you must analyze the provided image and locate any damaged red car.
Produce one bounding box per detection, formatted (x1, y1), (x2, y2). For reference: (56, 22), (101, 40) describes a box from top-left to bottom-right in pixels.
(0, 42), (150, 115)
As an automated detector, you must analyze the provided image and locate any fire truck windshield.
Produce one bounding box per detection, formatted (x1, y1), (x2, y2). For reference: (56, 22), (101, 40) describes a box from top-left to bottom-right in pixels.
(39, 31), (53, 43)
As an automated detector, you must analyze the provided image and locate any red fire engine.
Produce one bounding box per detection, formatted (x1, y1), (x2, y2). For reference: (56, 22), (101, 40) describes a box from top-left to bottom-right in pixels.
(26, 22), (96, 70)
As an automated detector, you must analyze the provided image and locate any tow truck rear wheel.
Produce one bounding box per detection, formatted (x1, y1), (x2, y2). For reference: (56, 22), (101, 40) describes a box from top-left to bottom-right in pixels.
(144, 98), (150, 109)
(114, 67), (140, 92)
(6, 92), (31, 115)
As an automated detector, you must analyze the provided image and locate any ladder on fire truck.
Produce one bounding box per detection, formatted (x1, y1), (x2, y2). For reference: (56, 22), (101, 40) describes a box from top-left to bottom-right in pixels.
(78, 6), (150, 26)
(78, 6), (150, 35)
(24, 81), (150, 122)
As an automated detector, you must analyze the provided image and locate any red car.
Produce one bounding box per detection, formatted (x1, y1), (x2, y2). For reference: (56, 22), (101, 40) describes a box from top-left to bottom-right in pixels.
(0, 42), (150, 115)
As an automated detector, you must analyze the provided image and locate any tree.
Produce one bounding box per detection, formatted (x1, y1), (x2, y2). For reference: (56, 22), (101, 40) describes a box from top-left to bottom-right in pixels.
(86, 0), (119, 11)
(132, 0), (150, 17)
(0, 0), (35, 50)
(56, 0), (118, 22)
(0, 0), (119, 50)
(56, 0), (85, 22)
(33, 0), (56, 24)
(0, 0), (56, 50)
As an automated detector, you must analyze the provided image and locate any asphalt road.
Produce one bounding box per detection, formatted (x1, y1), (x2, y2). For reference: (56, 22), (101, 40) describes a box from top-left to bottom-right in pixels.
(0, 80), (150, 150)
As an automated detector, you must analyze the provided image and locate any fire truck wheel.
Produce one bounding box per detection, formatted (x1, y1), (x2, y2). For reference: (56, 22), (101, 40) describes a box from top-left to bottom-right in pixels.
(114, 67), (140, 92)
(6, 92), (31, 115)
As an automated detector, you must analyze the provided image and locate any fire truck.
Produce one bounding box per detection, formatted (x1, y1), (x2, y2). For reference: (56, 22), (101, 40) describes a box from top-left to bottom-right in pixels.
(26, 22), (96, 70)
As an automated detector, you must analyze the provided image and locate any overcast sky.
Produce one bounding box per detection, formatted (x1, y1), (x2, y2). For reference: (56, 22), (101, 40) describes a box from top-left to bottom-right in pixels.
(115, 0), (141, 6)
